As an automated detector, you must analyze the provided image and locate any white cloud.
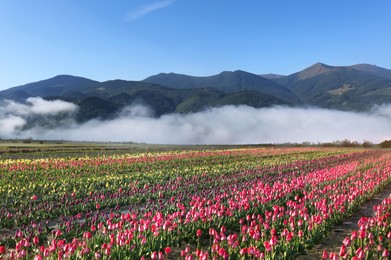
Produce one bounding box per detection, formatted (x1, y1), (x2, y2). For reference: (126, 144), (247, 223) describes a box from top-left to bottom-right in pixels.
(0, 115), (25, 136)
(7, 103), (391, 144)
(0, 97), (78, 137)
(124, 0), (175, 21)
(1, 100), (30, 116)
(26, 97), (78, 115)
(0, 97), (78, 117)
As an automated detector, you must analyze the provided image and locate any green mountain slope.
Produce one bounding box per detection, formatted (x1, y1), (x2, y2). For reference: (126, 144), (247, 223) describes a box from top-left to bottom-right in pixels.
(143, 70), (298, 104)
(1, 62), (391, 124)
(0, 75), (292, 123)
(273, 63), (391, 111)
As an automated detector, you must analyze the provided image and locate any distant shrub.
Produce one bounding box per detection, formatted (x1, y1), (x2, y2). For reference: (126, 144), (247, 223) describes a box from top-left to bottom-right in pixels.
(340, 139), (360, 147)
(22, 138), (33, 144)
(380, 140), (391, 148)
(362, 140), (373, 148)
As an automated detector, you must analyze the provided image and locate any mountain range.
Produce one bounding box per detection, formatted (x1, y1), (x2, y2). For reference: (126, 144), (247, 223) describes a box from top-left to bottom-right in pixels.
(1, 62), (391, 123)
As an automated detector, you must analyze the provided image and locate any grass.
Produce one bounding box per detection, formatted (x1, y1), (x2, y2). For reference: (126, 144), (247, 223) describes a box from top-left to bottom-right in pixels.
(0, 139), (264, 159)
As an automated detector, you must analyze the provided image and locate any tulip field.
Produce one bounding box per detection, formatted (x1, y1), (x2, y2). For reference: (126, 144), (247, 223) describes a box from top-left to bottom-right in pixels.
(0, 147), (391, 259)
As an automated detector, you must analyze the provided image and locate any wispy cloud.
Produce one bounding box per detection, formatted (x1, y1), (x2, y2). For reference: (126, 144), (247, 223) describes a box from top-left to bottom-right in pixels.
(124, 0), (175, 22)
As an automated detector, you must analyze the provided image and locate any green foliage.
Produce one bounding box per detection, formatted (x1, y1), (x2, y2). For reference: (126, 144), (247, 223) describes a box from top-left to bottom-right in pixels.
(273, 63), (391, 111)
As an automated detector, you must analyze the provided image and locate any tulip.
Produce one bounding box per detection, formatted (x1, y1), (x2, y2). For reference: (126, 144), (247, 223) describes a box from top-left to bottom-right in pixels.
(34, 255), (43, 260)
(263, 241), (272, 252)
(164, 246), (172, 254)
(322, 250), (329, 259)
(382, 249), (390, 258)
(355, 247), (365, 259)
(342, 237), (350, 247)
(54, 229), (62, 237)
(239, 248), (247, 255)
(218, 247), (227, 257)
(339, 244), (347, 257)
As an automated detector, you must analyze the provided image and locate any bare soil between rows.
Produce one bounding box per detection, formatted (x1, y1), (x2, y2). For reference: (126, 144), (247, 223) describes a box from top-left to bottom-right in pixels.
(296, 182), (391, 259)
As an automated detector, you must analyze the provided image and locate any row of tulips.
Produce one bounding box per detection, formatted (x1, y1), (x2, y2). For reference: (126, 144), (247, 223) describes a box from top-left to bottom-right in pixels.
(180, 152), (391, 259)
(325, 195), (391, 259)
(2, 150), (368, 233)
(0, 149), (388, 259)
(0, 147), (322, 172)
(0, 148), (363, 230)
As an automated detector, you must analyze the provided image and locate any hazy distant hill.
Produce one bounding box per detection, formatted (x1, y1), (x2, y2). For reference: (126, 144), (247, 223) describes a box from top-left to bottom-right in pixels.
(349, 64), (391, 80)
(143, 70), (298, 104)
(1, 62), (391, 124)
(0, 75), (102, 101)
(260, 73), (285, 80)
(273, 63), (391, 111)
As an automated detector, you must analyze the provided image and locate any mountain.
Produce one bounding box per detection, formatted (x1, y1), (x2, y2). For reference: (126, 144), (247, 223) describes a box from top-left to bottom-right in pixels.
(143, 70), (298, 104)
(349, 64), (391, 80)
(260, 73), (285, 80)
(1, 62), (391, 125)
(0, 75), (102, 101)
(0, 75), (292, 123)
(272, 63), (391, 111)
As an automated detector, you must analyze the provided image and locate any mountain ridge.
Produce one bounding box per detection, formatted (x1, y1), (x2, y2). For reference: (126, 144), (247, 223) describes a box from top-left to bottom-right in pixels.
(143, 69), (298, 104)
(1, 62), (391, 125)
(272, 63), (391, 111)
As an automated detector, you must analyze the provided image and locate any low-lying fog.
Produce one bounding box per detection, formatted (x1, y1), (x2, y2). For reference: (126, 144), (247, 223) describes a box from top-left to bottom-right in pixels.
(1, 97), (391, 144)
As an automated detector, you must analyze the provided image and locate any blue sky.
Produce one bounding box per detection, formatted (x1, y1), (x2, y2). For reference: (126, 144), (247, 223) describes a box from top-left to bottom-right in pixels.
(0, 0), (390, 90)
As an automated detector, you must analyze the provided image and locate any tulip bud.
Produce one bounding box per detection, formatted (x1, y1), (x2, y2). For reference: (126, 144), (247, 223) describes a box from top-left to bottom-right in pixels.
(164, 247), (172, 254)
(322, 250), (328, 259)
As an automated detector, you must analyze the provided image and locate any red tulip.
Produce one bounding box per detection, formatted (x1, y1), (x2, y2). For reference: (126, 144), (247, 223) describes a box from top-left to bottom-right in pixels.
(34, 255), (43, 260)
(151, 251), (158, 259)
(339, 244), (347, 257)
(263, 241), (272, 252)
(33, 236), (39, 245)
(322, 250), (329, 259)
(218, 247), (227, 257)
(83, 231), (92, 239)
(164, 246), (172, 254)
(342, 237), (350, 247)
(239, 248), (247, 255)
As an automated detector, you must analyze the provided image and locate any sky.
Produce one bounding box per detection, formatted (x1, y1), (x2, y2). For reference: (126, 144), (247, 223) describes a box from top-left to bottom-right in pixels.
(0, 0), (390, 90)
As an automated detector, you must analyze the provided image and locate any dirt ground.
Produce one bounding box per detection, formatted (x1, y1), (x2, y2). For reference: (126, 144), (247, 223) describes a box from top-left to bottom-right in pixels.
(296, 183), (391, 259)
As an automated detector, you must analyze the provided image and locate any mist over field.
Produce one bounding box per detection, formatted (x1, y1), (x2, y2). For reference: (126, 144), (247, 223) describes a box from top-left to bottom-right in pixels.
(1, 98), (391, 144)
